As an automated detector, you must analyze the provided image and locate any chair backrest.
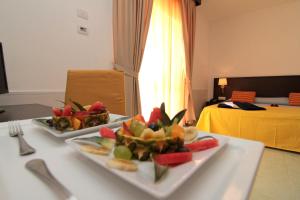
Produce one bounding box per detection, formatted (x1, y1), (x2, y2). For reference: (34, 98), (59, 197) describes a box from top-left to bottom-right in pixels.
(65, 69), (126, 115)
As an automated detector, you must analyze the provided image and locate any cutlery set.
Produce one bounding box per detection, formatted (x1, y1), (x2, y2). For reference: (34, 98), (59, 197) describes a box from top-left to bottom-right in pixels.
(7, 120), (83, 199)
(8, 121), (75, 200)
(7, 116), (128, 200)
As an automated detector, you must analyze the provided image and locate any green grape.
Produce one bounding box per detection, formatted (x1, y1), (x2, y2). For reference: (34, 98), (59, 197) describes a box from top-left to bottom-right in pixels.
(129, 120), (145, 137)
(114, 146), (132, 160)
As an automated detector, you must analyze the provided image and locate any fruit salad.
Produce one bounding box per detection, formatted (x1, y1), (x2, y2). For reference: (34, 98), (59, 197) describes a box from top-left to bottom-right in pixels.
(114, 103), (191, 162)
(76, 103), (219, 182)
(112, 103), (218, 181)
(48, 100), (109, 131)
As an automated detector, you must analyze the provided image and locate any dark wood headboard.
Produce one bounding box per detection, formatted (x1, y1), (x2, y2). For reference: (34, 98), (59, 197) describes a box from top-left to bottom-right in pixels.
(213, 75), (300, 99)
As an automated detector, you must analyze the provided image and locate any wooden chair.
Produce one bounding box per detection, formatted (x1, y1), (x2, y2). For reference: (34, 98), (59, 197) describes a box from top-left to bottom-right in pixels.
(65, 69), (126, 115)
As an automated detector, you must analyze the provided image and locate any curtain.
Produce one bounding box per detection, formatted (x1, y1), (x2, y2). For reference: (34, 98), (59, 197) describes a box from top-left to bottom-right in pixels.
(181, 0), (196, 124)
(139, 0), (187, 120)
(113, 0), (153, 116)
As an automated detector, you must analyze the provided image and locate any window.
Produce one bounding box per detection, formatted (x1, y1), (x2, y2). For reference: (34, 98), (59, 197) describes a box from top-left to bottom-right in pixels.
(139, 0), (186, 119)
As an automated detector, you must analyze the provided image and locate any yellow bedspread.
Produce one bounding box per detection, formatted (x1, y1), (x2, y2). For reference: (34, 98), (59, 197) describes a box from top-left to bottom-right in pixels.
(196, 104), (300, 152)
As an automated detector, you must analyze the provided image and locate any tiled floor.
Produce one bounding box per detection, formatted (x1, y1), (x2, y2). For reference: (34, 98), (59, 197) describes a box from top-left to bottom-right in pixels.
(250, 148), (300, 200)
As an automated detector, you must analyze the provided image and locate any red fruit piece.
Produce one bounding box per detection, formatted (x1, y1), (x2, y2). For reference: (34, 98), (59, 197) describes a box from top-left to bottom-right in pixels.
(122, 122), (133, 136)
(185, 138), (218, 152)
(100, 127), (116, 139)
(74, 111), (89, 121)
(148, 107), (162, 124)
(154, 152), (192, 166)
(52, 107), (62, 117)
(62, 105), (72, 116)
(88, 101), (105, 112)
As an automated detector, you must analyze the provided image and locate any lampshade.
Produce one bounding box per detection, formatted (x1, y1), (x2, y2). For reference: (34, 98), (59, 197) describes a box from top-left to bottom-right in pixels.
(218, 78), (227, 86)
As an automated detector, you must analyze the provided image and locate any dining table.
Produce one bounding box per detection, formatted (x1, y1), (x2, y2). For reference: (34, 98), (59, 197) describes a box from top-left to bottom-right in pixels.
(0, 119), (264, 200)
(0, 104), (52, 122)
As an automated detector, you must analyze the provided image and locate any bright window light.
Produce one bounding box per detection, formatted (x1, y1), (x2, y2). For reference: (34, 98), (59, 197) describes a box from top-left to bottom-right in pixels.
(139, 0), (186, 120)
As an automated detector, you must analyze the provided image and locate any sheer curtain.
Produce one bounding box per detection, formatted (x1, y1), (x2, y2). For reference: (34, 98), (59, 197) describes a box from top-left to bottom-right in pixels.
(139, 0), (187, 120)
(113, 0), (153, 116)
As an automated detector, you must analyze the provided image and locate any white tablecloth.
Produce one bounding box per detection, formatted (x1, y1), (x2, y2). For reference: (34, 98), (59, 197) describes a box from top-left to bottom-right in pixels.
(0, 120), (264, 200)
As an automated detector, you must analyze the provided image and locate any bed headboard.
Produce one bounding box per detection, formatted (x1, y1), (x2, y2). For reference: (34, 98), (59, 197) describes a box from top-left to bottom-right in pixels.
(213, 75), (300, 99)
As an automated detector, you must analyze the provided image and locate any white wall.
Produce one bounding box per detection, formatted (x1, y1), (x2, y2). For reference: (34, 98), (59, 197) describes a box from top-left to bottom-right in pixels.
(0, 0), (113, 106)
(208, 0), (300, 97)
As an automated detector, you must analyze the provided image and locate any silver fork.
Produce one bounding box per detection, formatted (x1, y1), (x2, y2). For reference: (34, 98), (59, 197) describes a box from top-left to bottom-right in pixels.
(8, 121), (36, 156)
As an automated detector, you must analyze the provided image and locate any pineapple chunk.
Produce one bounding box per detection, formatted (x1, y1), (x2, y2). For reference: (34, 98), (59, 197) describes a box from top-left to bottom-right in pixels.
(140, 128), (154, 140)
(153, 128), (166, 138)
(72, 117), (81, 130)
(171, 124), (184, 139)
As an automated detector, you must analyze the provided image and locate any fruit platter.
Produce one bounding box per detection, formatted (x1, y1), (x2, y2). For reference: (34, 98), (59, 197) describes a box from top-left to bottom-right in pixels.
(50, 100), (110, 131)
(32, 100), (128, 138)
(66, 103), (229, 199)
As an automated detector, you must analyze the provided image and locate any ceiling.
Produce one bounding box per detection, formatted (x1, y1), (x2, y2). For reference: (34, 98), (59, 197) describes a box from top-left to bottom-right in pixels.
(201, 0), (298, 21)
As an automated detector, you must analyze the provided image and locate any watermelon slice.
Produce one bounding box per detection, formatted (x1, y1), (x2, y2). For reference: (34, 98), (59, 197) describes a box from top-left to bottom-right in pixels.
(148, 108), (162, 125)
(88, 101), (105, 112)
(52, 107), (62, 116)
(154, 152), (192, 166)
(185, 138), (218, 152)
(62, 105), (72, 116)
(100, 127), (116, 139)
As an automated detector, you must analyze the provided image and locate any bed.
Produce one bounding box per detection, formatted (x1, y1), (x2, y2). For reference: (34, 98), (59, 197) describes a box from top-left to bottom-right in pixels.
(196, 75), (300, 152)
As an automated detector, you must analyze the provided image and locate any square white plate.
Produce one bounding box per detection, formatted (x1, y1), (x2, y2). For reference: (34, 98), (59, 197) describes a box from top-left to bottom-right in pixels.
(32, 114), (128, 138)
(66, 132), (229, 199)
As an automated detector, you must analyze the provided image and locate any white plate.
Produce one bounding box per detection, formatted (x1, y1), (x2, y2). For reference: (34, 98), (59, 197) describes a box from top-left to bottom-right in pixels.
(32, 114), (128, 138)
(66, 132), (229, 199)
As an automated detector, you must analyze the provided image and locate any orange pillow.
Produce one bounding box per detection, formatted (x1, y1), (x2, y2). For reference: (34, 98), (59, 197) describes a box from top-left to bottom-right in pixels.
(289, 92), (300, 106)
(231, 91), (256, 103)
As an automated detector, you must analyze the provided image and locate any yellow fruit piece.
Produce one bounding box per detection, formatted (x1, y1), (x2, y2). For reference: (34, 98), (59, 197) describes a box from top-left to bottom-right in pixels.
(153, 128), (166, 138)
(184, 126), (198, 141)
(140, 128), (154, 140)
(72, 117), (81, 130)
(171, 124), (184, 139)
(83, 105), (91, 110)
(125, 119), (132, 127)
(80, 145), (110, 155)
(106, 159), (137, 171)
(133, 114), (146, 123)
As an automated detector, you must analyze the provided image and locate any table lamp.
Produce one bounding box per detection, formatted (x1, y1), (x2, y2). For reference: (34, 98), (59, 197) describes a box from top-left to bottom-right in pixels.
(218, 78), (227, 100)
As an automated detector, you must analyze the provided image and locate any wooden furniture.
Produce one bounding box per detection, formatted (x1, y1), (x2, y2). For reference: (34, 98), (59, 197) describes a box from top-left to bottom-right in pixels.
(65, 70), (126, 115)
(0, 104), (51, 122)
(213, 75), (300, 99)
